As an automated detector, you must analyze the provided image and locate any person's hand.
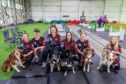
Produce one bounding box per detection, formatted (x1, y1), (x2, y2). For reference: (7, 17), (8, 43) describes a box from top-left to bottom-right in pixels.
(42, 46), (45, 48)
(80, 52), (83, 56)
(34, 48), (38, 52)
(24, 54), (27, 57)
(112, 51), (120, 55)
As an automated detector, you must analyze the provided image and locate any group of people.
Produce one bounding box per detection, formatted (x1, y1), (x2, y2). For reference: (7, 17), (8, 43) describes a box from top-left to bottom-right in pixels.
(97, 15), (108, 28)
(19, 25), (121, 71)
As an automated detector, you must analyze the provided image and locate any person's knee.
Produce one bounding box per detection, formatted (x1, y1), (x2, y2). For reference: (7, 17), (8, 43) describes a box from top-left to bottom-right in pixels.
(25, 54), (34, 64)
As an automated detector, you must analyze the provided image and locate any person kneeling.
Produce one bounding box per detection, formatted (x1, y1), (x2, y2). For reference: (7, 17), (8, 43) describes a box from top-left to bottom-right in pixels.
(31, 28), (46, 67)
(19, 33), (34, 67)
(61, 32), (78, 76)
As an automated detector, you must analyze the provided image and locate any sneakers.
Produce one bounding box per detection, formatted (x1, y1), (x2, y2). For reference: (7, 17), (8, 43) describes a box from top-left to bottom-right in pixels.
(42, 62), (46, 68)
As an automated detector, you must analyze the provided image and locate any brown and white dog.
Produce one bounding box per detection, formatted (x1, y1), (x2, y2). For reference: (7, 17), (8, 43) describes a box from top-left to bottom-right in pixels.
(82, 48), (94, 72)
(1, 49), (25, 72)
(97, 49), (117, 73)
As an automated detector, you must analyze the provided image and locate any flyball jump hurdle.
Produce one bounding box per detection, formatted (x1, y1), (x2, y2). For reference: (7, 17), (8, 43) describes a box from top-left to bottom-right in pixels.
(96, 25), (105, 31)
(93, 21), (106, 31)
(89, 21), (108, 31)
(79, 23), (91, 29)
(109, 26), (125, 41)
(79, 21), (105, 31)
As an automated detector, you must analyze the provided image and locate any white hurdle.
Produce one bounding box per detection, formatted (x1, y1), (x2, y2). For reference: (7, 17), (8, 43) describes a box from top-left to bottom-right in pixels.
(96, 25), (105, 32)
(79, 23), (91, 29)
(109, 26), (125, 41)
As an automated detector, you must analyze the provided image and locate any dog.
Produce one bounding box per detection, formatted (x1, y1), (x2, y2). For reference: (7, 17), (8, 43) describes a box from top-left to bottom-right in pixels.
(1, 49), (25, 72)
(32, 52), (39, 63)
(32, 48), (44, 63)
(82, 48), (94, 72)
(63, 51), (77, 76)
(49, 49), (61, 72)
(97, 49), (117, 73)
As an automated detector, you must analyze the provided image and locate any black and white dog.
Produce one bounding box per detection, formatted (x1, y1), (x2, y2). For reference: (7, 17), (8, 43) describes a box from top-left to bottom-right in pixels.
(63, 51), (78, 76)
(49, 48), (61, 72)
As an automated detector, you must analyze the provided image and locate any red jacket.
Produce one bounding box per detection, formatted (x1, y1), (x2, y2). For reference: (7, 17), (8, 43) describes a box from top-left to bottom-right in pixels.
(64, 41), (78, 54)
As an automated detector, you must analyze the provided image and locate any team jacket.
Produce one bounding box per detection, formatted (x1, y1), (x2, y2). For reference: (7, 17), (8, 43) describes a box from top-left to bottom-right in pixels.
(46, 34), (61, 47)
(63, 41), (78, 54)
(21, 41), (34, 54)
(31, 37), (45, 48)
(76, 40), (90, 51)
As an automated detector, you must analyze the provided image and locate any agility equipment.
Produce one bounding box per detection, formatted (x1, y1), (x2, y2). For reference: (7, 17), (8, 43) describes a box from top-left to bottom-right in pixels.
(109, 26), (125, 41)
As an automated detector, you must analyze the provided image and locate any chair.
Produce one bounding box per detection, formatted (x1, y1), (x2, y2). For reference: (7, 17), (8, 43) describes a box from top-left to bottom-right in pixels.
(11, 27), (23, 43)
(2, 29), (16, 47)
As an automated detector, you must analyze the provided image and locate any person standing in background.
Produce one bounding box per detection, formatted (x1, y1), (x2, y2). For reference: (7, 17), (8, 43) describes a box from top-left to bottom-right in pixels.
(102, 15), (108, 27)
(98, 16), (103, 28)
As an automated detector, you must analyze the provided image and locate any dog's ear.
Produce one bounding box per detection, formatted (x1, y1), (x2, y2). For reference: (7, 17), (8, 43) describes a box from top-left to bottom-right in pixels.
(11, 50), (14, 55)
(11, 53), (17, 60)
(9, 54), (13, 59)
(18, 49), (23, 53)
(20, 53), (24, 57)
(92, 49), (94, 53)
(13, 48), (17, 53)
(106, 50), (110, 54)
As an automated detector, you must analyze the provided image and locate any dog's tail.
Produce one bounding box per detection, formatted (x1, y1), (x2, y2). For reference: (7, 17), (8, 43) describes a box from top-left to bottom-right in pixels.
(1, 62), (10, 72)
(1, 64), (7, 72)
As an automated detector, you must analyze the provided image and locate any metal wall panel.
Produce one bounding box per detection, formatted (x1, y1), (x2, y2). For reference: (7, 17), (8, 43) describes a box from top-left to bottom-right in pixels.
(43, 0), (60, 5)
(31, 0), (126, 22)
(120, 0), (126, 22)
(79, 0), (104, 21)
(104, 0), (123, 21)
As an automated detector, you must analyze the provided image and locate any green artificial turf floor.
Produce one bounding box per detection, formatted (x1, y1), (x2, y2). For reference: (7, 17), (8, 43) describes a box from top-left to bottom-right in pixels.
(0, 23), (49, 80)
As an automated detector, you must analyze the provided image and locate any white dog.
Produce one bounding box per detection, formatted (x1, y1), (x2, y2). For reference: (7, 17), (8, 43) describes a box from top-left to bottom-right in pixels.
(97, 49), (117, 73)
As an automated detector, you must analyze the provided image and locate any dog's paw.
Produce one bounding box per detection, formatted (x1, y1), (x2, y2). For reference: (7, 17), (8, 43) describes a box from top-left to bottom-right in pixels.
(97, 67), (100, 70)
(107, 70), (111, 73)
(17, 70), (21, 72)
(87, 69), (89, 72)
(87, 70), (90, 72)
(73, 71), (76, 74)
(22, 65), (26, 68)
(64, 72), (67, 76)
(83, 68), (86, 72)
(58, 68), (60, 71)
(50, 70), (53, 72)
(83, 69), (86, 72)
(50, 68), (53, 72)
(7, 69), (10, 72)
